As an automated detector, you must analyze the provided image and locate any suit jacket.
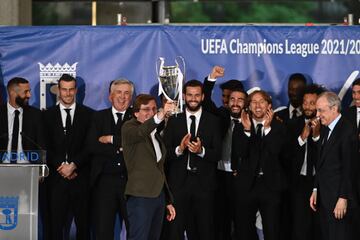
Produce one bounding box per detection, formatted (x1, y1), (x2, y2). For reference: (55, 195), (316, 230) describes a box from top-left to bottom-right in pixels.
(43, 104), (93, 181)
(202, 77), (231, 137)
(0, 104), (45, 159)
(287, 116), (316, 188)
(232, 118), (288, 192)
(88, 107), (132, 187)
(314, 116), (357, 209)
(164, 110), (222, 191)
(342, 106), (360, 201)
(122, 117), (171, 200)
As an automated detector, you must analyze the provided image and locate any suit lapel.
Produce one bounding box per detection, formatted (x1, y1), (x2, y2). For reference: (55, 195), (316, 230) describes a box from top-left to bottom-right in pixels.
(318, 118), (343, 168)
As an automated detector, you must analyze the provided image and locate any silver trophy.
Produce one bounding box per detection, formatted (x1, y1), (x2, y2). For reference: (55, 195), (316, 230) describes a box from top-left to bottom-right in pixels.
(156, 56), (185, 114)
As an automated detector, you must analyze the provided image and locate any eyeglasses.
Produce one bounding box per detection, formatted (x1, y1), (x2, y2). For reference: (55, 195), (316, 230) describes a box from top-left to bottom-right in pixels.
(139, 107), (157, 113)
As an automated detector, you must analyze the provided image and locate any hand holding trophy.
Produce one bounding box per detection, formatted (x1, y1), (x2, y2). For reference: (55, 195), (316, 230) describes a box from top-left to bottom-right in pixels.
(156, 56), (185, 115)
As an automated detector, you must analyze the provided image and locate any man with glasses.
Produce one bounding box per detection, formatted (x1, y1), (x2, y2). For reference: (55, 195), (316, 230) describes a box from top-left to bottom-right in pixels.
(88, 79), (134, 239)
(122, 94), (176, 240)
(310, 92), (357, 240)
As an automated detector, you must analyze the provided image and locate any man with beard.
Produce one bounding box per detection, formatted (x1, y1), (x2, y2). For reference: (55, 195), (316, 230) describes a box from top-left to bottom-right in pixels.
(0, 77), (45, 163)
(202, 66), (247, 240)
(43, 74), (93, 240)
(342, 78), (360, 240)
(164, 80), (221, 240)
(287, 84), (325, 240)
(276, 73), (307, 124)
(232, 90), (288, 240)
(0, 77), (47, 237)
(87, 79), (134, 239)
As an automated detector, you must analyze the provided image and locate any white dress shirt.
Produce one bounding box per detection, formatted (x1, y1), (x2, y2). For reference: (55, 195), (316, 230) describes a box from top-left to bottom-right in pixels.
(6, 102), (27, 163)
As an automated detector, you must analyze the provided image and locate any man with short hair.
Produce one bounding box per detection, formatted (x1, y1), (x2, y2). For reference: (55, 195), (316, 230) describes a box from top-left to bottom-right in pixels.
(288, 84), (325, 240)
(44, 74), (93, 240)
(0, 77), (45, 162)
(164, 80), (221, 240)
(276, 73), (307, 123)
(232, 90), (288, 240)
(343, 78), (360, 240)
(122, 94), (176, 240)
(88, 79), (134, 239)
(202, 66), (247, 240)
(310, 92), (357, 240)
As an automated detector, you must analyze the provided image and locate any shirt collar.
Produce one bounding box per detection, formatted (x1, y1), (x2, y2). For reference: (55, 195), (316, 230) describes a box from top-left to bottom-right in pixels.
(7, 102), (23, 114)
(185, 107), (202, 120)
(328, 114), (342, 132)
(289, 104), (301, 116)
(252, 119), (265, 127)
(112, 106), (126, 115)
(59, 102), (76, 111)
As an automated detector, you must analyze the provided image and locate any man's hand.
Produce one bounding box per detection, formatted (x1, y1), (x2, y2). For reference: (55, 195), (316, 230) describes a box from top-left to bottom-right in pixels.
(310, 191), (317, 211)
(166, 204), (176, 221)
(241, 110), (251, 131)
(158, 100), (176, 120)
(264, 109), (274, 129)
(179, 133), (191, 153)
(311, 117), (321, 138)
(300, 123), (311, 141)
(98, 135), (112, 144)
(188, 137), (202, 154)
(209, 66), (225, 79)
(57, 162), (77, 179)
(333, 198), (347, 219)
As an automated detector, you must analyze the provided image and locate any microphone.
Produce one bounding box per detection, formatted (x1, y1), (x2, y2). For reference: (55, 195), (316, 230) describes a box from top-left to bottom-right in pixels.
(20, 132), (44, 151)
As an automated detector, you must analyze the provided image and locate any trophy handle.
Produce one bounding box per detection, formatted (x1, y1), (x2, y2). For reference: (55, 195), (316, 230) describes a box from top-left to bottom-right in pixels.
(176, 56), (186, 81)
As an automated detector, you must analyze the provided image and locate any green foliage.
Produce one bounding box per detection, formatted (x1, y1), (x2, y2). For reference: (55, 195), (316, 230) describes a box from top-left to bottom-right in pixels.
(170, 2), (316, 23)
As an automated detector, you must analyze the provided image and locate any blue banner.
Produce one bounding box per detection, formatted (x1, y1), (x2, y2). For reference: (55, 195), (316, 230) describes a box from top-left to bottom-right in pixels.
(0, 25), (359, 109)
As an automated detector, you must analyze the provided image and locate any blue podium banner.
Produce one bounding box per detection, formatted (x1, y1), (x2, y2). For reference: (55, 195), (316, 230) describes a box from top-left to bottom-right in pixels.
(0, 25), (359, 109)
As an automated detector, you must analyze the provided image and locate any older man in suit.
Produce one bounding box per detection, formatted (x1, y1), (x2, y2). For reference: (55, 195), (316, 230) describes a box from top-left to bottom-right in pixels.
(122, 94), (176, 240)
(87, 79), (134, 240)
(164, 80), (222, 240)
(44, 74), (93, 240)
(310, 92), (357, 240)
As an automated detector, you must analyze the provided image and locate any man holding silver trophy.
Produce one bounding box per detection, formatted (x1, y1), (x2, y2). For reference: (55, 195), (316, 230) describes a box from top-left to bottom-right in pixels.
(160, 64), (221, 240)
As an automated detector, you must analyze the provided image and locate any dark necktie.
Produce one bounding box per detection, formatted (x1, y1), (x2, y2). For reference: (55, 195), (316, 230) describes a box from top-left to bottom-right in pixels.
(11, 110), (20, 158)
(255, 123), (263, 174)
(320, 126), (330, 157)
(64, 108), (72, 134)
(292, 109), (298, 119)
(189, 115), (196, 170)
(256, 123), (263, 140)
(115, 113), (123, 132)
(306, 135), (314, 177)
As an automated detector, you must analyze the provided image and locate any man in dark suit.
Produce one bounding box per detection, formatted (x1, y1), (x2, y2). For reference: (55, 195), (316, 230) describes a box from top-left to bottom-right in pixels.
(0, 77), (45, 162)
(164, 80), (222, 240)
(232, 90), (288, 240)
(87, 79), (134, 240)
(0, 77), (47, 238)
(276, 73), (307, 123)
(342, 78), (360, 240)
(43, 74), (93, 240)
(310, 91), (357, 240)
(287, 84), (325, 240)
(122, 94), (176, 240)
(203, 66), (246, 240)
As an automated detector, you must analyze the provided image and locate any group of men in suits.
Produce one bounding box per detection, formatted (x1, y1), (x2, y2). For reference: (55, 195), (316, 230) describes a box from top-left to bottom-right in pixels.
(1, 71), (359, 240)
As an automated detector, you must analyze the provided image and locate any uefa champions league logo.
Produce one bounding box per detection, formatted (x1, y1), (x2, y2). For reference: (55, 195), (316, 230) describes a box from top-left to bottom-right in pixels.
(38, 62), (78, 110)
(0, 196), (19, 231)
